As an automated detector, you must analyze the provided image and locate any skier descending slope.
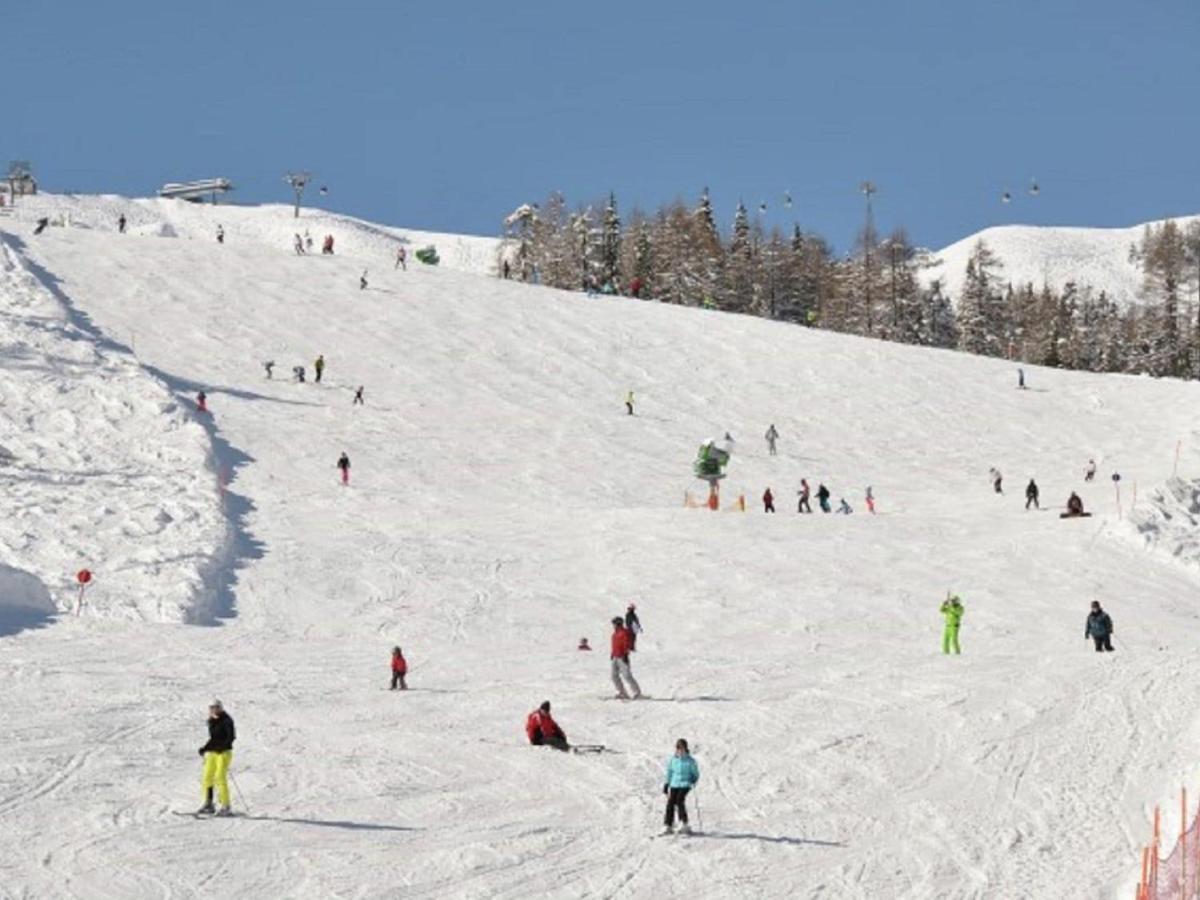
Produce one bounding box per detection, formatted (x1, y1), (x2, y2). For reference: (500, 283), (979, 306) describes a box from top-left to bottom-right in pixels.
(525, 701), (569, 751)
(940, 594), (964, 655)
(610, 617), (642, 700)
(337, 452), (351, 486)
(197, 700), (236, 816)
(1025, 479), (1040, 510)
(662, 738), (700, 835)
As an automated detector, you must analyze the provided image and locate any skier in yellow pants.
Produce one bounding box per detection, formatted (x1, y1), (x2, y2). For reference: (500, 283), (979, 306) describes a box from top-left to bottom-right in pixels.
(198, 700), (236, 816)
(940, 594), (963, 655)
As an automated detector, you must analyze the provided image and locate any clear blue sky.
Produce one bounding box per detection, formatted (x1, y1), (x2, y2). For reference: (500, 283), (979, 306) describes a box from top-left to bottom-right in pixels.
(6, 0), (1199, 250)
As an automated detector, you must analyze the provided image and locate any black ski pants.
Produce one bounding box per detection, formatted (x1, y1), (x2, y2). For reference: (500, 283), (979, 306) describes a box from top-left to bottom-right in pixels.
(1026, 496), (1038, 509)
(764, 500), (775, 513)
(390, 672), (407, 690)
(664, 787), (691, 826)
(798, 497), (811, 513)
(1092, 635), (1114, 652)
(626, 403), (633, 415)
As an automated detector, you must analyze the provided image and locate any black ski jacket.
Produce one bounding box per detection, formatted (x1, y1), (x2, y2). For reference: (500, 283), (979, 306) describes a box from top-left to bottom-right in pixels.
(1085, 611), (1113, 638)
(201, 712), (236, 754)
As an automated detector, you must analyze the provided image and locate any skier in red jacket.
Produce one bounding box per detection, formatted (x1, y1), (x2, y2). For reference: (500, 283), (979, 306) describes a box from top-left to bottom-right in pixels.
(763, 487), (775, 513)
(610, 617), (642, 699)
(525, 701), (568, 751)
(390, 646), (407, 690)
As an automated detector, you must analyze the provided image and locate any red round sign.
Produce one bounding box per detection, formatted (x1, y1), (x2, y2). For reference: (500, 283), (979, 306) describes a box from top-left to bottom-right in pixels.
(77, 569), (92, 585)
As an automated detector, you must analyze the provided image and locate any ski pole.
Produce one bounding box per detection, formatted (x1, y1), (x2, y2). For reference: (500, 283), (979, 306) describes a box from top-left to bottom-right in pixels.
(229, 771), (251, 814)
(693, 787), (703, 833)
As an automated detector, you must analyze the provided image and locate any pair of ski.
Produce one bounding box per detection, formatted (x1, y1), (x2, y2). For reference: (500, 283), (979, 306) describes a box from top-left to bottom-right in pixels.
(172, 810), (241, 820)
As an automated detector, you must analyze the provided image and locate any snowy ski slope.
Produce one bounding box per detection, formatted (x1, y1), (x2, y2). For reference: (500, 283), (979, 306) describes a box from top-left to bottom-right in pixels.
(2, 198), (1200, 899)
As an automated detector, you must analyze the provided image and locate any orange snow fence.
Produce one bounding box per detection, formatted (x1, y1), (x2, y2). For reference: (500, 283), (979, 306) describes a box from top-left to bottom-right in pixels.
(683, 491), (746, 512)
(1136, 787), (1200, 899)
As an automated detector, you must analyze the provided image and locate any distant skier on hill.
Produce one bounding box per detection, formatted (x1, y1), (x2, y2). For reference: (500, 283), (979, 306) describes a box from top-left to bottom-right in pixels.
(763, 488), (775, 513)
(390, 646), (408, 690)
(940, 594), (963, 655)
(816, 483), (831, 513)
(337, 452), (351, 486)
(662, 738), (700, 836)
(216, 225), (224, 244)
(765, 424), (779, 456)
(989, 468), (1003, 494)
(196, 391), (208, 414)
(395, 246), (407, 271)
(525, 701), (569, 751)
(1025, 479), (1039, 510)
(293, 234), (305, 255)
(264, 361), (275, 380)
(118, 214), (127, 234)
(1085, 459), (1096, 482)
(314, 355), (325, 383)
(625, 604), (642, 651)
(322, 235), (334, 255)
(197, 700), (235, 816)
(304, 230), (313, 251)
(797, 479), (812, 513)
(1018, 368), (1026, 390)
(33, 217), (49, 235)
(1085, 601), (1114, 652)
(625, 390), (634, 416)
(293, 365), (306, 383)
(610, 617), (642, 700)
(1063, 492), (1086, 518)
(836, 498), (852, 514)
(865, 486), (876, 514)
(360, 271), (368, 291)
(352, 386), (364, 406)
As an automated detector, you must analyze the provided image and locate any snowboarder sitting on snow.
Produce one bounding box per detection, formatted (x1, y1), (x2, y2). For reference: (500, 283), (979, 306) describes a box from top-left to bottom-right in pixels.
(1025, 479), (1039, 510)
(1065, 492), (1085, 517)
(940, 594), (963, 655)
(816, 483), (831, 513)
(836, 498), (852, 514)
(337, 452), (350, 485)
(662, 738), (700, 835)
(390, 646), (408, 690)
(763, 488), (775, 513)
(1085, 601), (1114, 652)
(577, 637), (592, 651)
(625, 604), (642, 651)
(525, 701), (569, 751)
(198, 700), (236, 816)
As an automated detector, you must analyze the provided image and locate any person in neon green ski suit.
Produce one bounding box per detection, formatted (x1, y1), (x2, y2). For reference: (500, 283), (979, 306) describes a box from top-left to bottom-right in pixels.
(940, 594), (963, 654)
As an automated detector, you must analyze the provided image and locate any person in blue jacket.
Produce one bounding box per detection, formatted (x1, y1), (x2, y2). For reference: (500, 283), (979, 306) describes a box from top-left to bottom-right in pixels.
(662, 738), (700, 835)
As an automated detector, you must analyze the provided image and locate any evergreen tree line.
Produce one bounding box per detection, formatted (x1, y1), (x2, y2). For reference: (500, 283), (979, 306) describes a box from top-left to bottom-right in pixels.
(501, 191), (1200, 379)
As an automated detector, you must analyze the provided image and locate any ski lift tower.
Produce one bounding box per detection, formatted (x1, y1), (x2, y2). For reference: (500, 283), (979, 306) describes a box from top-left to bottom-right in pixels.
(284, 171), (312, 218)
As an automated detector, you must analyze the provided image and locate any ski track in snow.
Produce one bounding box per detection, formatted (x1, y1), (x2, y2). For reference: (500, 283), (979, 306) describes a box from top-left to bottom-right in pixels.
(1, 195), (1200, 898)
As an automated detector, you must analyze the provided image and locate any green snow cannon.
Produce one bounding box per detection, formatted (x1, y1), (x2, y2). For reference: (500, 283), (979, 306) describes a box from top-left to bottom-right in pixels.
(415, 245), (440, 266)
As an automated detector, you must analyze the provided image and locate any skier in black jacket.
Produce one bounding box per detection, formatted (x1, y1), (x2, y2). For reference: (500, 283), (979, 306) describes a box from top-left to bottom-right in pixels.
(1085, 602), (1114, 652)
(816, 483), (832, 513)
(625, 603), (642, 651)
(1025, 479), (1039, 510)
(198, 700), (236, 815)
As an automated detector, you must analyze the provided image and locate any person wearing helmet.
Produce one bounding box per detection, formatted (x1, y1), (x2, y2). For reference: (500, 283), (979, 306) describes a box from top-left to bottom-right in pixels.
(525, 701), (569, 751)
(610, 616), (642, 699)
(198, 700), (236, 816)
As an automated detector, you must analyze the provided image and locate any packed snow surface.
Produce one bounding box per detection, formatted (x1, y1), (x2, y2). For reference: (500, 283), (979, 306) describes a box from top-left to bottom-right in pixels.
(2, 197), (1200, 899)
(926, 215), (1200, 308)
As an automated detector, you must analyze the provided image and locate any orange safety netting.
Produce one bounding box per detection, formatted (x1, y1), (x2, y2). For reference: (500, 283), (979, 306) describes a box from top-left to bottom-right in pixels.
(1137, 790), (1200, 899)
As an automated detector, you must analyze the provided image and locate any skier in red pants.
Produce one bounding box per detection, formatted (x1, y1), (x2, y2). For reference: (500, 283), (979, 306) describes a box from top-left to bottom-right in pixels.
(337, 452), (350, 485)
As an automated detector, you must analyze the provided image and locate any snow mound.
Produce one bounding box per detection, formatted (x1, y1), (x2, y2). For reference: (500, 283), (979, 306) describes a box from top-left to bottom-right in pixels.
(0, 235), (226, 623)
(1125, 477), (1200, 566)
(926, 215), (1200, 308)
(0, 561), (54, 635)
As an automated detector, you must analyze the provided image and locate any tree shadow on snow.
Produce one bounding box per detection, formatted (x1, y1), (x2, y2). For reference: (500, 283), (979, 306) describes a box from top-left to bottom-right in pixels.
(702, 831), (845, 848)
(0, 606), (57, 639)
(243, 815), (416, 833)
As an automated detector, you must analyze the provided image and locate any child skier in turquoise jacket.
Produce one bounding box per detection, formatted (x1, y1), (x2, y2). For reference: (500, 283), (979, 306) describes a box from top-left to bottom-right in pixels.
(662, 738), (700, 835)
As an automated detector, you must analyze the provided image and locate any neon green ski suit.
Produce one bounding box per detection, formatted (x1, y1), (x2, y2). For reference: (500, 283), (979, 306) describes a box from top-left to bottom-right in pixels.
(940, 597), (963, 655)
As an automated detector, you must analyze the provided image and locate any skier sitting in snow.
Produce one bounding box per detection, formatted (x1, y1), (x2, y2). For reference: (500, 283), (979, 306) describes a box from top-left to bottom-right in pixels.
(390, 646), (408, 690)
(662, 738), (700, 835)
(1085, 601), (1114, 652)
(836, 498), (852, 514)
(1065, 492), (1085, 517)
(198, 700), (236, 816)
(1025, 479), (1039, 510)
(525, 701), (568, 751)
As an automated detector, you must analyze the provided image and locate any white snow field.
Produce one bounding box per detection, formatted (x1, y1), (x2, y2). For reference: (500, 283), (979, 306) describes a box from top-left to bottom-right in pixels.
(2, 198), (1200, 899)
(926, 215), (1200, 308)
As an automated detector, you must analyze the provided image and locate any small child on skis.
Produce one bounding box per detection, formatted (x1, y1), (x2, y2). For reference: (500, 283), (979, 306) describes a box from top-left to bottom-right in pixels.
(662, 738), (700, 835)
